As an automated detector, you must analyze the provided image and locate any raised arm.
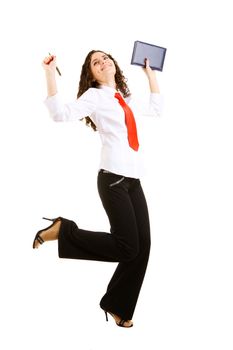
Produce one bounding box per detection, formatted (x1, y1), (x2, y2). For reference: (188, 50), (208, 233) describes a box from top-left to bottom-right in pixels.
(42, 55), (98, 122)
(143, 58), (160, 93)
(42, 54), (58, 97)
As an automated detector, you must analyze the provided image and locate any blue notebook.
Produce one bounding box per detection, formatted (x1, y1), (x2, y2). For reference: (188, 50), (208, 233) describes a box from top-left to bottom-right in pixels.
(131, 40), (167, 71)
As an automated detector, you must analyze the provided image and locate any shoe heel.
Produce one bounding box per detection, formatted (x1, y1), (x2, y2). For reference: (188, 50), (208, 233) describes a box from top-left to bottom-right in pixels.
(42, 217), (55, 222)
(42, 217), (62, 223)
(104, 311), (108, 322)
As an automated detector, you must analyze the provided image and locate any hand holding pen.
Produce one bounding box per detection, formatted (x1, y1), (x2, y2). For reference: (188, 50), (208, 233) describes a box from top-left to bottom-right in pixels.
(42, 53), (61, 76)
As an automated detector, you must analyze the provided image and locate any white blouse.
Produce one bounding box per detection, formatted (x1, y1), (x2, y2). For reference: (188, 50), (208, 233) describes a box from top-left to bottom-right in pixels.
(44, 85), (162, 178)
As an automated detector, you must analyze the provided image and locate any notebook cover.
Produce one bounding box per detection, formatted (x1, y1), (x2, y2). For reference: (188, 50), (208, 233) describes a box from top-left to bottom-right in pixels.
(131, 40), (167, 71)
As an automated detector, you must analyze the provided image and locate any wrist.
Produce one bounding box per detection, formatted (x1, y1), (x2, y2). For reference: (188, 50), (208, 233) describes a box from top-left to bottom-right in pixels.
(45, 69), (56, 77)
(147, 71), (156, 80)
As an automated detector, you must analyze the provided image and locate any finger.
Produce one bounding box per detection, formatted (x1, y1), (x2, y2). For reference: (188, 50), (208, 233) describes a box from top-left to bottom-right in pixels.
(145, 58), (150, 67)
(43, 56), (51, 63)
(43, 56), (55, 65)
(48, 53), (56, 61)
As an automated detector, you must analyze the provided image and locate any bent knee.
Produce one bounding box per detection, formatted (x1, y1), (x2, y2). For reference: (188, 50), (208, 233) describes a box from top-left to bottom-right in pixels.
(122, 245), (140, 262)
(124, 239), (151, 262)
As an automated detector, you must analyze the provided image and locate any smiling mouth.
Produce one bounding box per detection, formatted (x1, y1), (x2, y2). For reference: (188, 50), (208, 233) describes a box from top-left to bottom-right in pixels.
(101, 65), (111, 71)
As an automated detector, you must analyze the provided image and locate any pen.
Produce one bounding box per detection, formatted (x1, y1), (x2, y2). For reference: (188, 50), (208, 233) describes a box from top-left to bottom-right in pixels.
(48, 52), (62, 76)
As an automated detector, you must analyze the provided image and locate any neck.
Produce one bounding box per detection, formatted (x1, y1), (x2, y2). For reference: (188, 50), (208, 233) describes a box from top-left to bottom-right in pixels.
(98, 78), (116, 89)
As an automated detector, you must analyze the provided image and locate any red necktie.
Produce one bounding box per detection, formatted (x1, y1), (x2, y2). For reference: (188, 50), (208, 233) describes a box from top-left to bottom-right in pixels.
(114, 92), (139, 151)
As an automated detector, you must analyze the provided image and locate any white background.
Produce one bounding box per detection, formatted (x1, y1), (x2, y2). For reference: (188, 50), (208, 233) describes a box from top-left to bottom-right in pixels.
(0, 0), (233, 349)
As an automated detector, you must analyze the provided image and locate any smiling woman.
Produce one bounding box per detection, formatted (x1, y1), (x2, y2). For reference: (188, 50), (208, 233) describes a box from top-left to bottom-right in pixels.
(34, 49), (162, 328)
(92, 53), (114, 72)
(77, 50), (131, 131)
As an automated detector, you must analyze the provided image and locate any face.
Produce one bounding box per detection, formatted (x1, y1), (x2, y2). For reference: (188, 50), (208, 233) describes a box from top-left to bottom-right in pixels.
(90, 52), (116, 84)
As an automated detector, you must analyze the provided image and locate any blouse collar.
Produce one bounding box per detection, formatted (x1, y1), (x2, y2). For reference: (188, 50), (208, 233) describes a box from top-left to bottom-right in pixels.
(99, 85), (118, 93)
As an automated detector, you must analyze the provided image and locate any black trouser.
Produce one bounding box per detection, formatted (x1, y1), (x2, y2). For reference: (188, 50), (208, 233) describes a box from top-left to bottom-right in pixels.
(58, 170), (151, 320)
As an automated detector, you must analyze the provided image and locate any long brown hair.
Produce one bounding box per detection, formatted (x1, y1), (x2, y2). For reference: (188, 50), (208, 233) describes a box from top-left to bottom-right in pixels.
(77, 50), (131, 131)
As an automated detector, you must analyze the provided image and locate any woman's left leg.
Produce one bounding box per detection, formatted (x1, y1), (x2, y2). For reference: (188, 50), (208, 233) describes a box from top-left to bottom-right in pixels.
(100, 179), (151, 321)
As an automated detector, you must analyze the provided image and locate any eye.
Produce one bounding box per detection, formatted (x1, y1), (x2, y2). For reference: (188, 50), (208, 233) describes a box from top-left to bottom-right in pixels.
(103, 56), (109, 60)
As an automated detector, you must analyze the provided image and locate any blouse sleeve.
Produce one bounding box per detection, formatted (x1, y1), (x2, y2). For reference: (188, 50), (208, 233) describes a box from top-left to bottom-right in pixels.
(127, 92), (163, 118)
(44, 88), (99, 122)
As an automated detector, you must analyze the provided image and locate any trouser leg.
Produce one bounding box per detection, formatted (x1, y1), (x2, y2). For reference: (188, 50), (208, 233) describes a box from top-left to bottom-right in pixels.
(100, 177), (151, 320)
(58, 171), (139, 262)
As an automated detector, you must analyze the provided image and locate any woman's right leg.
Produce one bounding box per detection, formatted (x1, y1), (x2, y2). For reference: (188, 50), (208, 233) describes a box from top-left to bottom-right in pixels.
(58, 171), (139, 263)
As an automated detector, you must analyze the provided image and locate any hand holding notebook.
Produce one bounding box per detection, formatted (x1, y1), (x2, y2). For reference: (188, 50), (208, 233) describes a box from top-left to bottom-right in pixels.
(131, 40), (167, 71)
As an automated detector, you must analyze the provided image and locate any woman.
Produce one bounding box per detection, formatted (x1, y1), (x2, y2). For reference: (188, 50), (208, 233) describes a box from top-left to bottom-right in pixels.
(33, 50), (162, 328)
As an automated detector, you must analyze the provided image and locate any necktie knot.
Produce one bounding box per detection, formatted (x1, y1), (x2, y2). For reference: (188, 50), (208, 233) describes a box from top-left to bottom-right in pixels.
(114, 92), (139, 151)
(114, 92), (127, 107)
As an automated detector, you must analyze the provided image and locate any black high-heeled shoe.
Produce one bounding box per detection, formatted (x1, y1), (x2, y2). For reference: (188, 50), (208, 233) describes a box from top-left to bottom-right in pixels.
(103, 310), (133, 328)
(32, 217), (62, 249)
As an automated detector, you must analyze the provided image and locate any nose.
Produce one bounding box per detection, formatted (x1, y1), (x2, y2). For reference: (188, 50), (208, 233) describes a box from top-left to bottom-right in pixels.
(100, 61), (108, 71)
